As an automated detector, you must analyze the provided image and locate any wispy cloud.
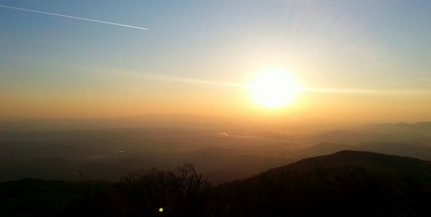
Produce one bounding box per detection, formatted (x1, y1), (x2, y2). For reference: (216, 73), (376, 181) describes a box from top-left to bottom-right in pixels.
(0, 5), (148, 30)
(412, 76), (431, 82)
(300, 87), (431, 95)
(128, 71), (249, 88)
(122, 71), (431, 94)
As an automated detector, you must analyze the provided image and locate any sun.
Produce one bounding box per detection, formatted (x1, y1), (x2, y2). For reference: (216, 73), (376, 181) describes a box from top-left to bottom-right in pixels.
(249, 68), (299, 109)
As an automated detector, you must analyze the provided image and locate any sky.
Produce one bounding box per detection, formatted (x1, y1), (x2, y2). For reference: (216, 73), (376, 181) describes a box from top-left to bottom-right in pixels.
(1, 0), (431, 124)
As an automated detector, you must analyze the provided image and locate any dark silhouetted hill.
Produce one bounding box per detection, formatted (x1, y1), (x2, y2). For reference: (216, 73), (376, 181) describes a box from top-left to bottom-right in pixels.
(303, 141), (431, 160)
(214, 151), (431, 216)
(3, 151), (431, 216)
(273, 150), (431, 174)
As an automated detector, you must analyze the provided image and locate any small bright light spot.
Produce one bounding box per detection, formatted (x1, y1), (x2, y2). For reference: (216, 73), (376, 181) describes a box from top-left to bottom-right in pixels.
(159, 208), (163, 212)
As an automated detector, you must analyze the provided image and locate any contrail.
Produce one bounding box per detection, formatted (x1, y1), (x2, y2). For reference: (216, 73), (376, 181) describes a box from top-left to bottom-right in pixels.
(0, 4), (147, 30)
(412, 76), (431, 82)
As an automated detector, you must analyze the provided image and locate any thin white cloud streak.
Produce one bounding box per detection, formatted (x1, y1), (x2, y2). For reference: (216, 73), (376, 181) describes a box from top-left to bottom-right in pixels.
(300, 87), (431, 95)
(412, 77), (431, 82)
(131, 72), (249, 88)
(155, 75), (249, 88)
(95, 68), (431, 95)
(99, 68), (247, 87)
(0, 5), (148, 30)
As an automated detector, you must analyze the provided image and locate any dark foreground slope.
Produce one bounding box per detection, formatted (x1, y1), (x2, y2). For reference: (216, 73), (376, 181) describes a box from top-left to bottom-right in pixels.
(213, 151), (431, 217)
(2, 151), (431, 217)
(0, 179), (106, 217)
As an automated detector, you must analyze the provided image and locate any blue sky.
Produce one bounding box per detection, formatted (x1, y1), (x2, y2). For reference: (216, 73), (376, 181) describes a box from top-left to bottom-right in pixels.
(1, 0), (430, 122)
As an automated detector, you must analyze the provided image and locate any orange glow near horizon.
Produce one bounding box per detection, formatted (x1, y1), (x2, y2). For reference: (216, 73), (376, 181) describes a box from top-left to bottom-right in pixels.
(1, 66), (430, 124)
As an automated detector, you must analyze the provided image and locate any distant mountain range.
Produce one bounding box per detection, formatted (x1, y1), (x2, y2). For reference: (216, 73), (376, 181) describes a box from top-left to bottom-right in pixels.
(301, 121), (431, 146)
(360, 121), (431, 135)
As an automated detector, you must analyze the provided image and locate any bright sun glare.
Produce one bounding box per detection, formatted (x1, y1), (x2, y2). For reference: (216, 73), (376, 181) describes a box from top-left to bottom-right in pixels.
(250, 68), (299, 109)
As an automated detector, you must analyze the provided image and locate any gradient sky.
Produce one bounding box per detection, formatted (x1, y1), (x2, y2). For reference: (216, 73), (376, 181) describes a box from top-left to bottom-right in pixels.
(1, 0), (431, 124)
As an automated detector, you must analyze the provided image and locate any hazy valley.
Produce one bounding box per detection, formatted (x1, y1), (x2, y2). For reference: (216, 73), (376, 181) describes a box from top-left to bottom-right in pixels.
(2, 118), (430, 184)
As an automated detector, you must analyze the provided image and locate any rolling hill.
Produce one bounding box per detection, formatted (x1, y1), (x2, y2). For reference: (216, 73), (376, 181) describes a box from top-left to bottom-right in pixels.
(215, 151), (431, 216)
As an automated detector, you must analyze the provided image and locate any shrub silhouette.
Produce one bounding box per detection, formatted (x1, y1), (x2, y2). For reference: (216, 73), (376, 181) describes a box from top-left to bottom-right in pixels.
(79, 163), (210, 216)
